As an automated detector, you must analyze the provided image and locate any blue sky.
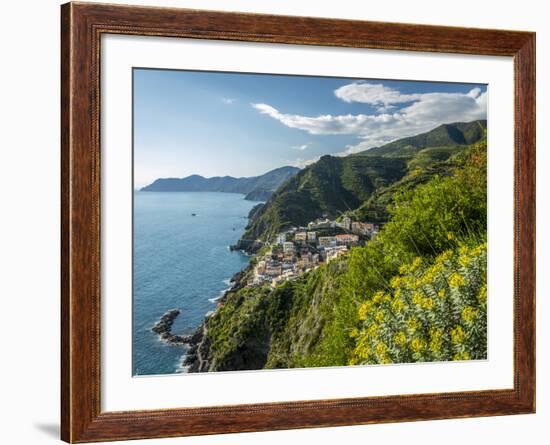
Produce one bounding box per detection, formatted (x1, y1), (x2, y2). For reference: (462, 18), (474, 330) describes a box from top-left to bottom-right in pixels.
(133, 69), (487, 187)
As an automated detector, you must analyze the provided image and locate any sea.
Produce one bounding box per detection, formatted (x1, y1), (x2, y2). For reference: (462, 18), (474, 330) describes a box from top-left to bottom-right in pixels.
(132, 191), (257, 376)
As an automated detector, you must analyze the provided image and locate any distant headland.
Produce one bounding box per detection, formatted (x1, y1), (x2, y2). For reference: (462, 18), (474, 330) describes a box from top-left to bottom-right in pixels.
(140, 166), (300, 201)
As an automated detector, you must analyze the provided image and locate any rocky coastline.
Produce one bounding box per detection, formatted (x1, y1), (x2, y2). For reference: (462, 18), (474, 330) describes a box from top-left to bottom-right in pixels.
(151, 266), (251, 372)
(180, 325), (211, 372)
(179, 267), (251, 372)
(229, 238), (263, 254)
(151, 309), (196, 345)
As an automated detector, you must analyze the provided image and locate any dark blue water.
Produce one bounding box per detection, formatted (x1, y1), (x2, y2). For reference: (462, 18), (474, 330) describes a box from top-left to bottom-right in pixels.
(132, 192), (256, 376)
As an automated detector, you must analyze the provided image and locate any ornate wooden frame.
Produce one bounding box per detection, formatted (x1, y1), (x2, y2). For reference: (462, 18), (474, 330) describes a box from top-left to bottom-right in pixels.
(61, 2), (536, 442)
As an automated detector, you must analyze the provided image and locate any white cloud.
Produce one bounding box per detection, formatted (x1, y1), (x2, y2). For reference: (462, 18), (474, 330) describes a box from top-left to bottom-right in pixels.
(292, 143), (310, 151)
(252, 86), (486, 155)
(335, 82), (422, 108)
(288, 156), (320, 169)
(252, 102), (393, 136)
(222, 98), (236, 105)
(467, 87), (481, 98)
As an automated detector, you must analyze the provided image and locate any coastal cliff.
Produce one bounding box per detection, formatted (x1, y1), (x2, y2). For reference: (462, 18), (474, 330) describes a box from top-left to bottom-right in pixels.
(183, 259), (349, 372)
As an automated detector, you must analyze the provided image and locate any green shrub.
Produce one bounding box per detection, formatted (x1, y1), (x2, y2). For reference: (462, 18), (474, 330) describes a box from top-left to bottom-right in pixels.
(350, 243), (487, 365)
(308, 141), (487, 365)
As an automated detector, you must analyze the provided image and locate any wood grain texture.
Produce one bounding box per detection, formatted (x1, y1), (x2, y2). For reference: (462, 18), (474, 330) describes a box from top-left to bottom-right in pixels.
(60, 2), (536, 442)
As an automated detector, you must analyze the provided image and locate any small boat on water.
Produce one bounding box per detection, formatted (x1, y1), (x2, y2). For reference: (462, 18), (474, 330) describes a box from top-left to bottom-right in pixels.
(191, 213), (197, 216)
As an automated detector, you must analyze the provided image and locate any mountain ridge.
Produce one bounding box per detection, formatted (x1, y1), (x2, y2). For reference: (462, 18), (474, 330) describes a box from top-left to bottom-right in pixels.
(356, 119), (487, 157)
(234, 120), (486, 251)
(141, 166), (300, 201)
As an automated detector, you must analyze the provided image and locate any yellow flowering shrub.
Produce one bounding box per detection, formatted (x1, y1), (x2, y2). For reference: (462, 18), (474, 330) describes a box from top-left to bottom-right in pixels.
(350, 242), (487, 365)
(391, 298), (405, 313)
(411, 337), (426, 354)
(358, 301), (372, 321)
(407, 318), (420, 333)
(451, 325), (466, 344)
(421, 297), (434, 310)
(449, 272), (466, 288)
(429, 327), (444, 356)
(394, 331), (407, 346)
(453, 351), (471, 361)
(478, 283), (487, 305)
(461, 306), (478, 324)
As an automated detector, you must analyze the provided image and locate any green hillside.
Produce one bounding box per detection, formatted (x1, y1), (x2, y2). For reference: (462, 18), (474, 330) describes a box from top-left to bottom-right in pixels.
(351, 147), (471, 222)
(234, 155), (407, 250)
(191, 139), (488, 371)
(357, 120), (487, 158)
(236, 120), (486, 250)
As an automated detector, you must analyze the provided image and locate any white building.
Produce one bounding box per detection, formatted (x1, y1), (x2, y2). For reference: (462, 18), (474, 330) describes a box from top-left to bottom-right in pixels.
(308, 218), (334, 230)
(335, 233), (359, 245)
(325, 245), (348, 263)
(318, 236), (337, 248)
(351, 221), (379, 235)
(283, 241), (295, 254)
(265, 263), (283, 277)
(336, 216), (351, 231)
(276, 233), (287, 244)
(255, 260), (266, 275)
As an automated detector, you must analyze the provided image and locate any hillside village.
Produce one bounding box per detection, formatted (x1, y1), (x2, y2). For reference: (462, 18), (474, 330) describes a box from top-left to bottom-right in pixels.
(248, 217), (380, 288)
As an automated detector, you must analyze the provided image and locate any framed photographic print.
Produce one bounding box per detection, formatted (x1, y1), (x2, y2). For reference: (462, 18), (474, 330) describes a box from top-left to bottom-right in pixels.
(61, 2), (535, 442)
